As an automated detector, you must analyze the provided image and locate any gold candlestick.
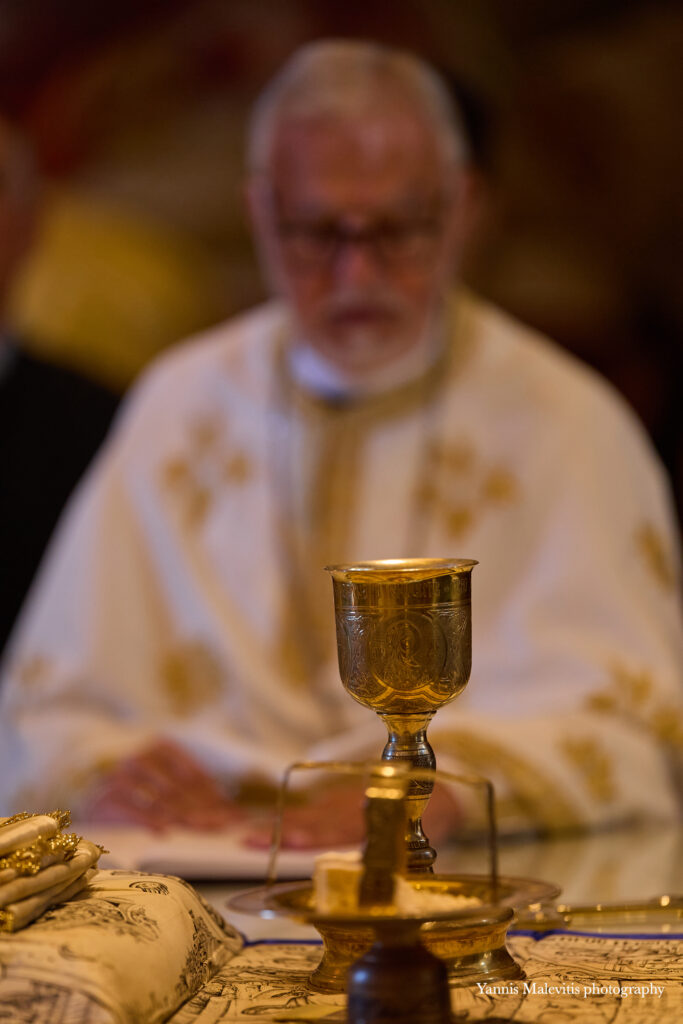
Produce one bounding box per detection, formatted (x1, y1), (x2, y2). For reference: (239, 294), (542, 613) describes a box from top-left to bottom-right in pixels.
(326, 558), (476, 873)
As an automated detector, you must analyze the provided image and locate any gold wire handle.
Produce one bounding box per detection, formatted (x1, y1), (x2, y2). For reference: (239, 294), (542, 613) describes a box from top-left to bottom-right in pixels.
(265, 759), (499, 899)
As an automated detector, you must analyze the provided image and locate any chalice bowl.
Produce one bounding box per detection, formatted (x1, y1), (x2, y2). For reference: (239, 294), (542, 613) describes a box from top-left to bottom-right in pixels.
(326, 558), (476, 874)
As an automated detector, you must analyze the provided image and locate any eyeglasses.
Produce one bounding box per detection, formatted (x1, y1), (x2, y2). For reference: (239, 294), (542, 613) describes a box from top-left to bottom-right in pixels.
(275, 213), (445, 268)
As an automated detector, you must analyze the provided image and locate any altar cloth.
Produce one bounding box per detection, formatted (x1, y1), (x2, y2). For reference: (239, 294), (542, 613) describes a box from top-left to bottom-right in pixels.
(1, 866), (680, 1022)
(167, 931), (683, 1023)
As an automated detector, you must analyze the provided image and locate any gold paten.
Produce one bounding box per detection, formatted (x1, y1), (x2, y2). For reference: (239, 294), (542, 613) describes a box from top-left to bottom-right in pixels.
(326, 558), (476, 874)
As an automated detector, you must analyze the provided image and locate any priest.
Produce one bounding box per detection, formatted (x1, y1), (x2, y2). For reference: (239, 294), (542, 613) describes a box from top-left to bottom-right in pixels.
(1, 41), (681, 840)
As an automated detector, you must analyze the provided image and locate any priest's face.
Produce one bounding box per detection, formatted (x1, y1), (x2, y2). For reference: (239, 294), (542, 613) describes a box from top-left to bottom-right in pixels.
(250, 103), (471, 377)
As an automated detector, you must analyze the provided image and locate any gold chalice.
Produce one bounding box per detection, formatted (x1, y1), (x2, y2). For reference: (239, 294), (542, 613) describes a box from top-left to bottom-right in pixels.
(326, 558), (476, 873)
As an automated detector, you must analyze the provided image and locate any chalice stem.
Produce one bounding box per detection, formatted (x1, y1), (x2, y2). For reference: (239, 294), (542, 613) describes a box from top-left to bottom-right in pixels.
(380, 712), (436, 873)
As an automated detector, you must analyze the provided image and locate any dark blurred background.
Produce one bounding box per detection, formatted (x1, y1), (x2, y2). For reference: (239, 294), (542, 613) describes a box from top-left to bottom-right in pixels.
(2, 0), (682, 529)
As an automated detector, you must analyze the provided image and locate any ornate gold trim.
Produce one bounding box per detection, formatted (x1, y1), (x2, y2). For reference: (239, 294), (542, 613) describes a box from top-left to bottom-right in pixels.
(159, 641), (224, 715)
(160, 412), (252, 530)
(430, 728), (583, 832)
(0, 831), (80, 877)
(558, 737), (616, 804)
(635, 521), (677, 591)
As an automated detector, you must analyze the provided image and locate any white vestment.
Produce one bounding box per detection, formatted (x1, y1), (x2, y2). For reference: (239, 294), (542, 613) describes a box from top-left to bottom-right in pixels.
(1, 291), (682, 832)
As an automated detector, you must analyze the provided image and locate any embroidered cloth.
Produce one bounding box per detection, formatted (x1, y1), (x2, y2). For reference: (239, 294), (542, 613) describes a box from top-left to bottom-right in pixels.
(0, 868), (242, 1023)
(1, 291), (681, 833)
(0, 810), (101, 932)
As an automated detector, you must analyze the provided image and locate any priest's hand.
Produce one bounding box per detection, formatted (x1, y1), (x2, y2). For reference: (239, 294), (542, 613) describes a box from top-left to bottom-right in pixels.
(244, 780), (461, 850)
(83, 739), (243, 831)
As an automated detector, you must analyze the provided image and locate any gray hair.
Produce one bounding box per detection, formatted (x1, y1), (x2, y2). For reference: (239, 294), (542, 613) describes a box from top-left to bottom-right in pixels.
(247, 39), (469, 175)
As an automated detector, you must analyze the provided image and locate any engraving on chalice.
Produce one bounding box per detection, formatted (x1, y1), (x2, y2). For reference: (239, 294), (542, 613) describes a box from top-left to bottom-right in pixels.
(327, 558), (476, 873)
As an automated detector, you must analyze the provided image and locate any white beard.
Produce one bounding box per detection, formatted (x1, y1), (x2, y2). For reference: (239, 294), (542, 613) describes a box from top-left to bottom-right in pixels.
(288, 320), (446, 401)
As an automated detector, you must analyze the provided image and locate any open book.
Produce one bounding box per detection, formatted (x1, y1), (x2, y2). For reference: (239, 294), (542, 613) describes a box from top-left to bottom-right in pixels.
(79, 821), (342, 880)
